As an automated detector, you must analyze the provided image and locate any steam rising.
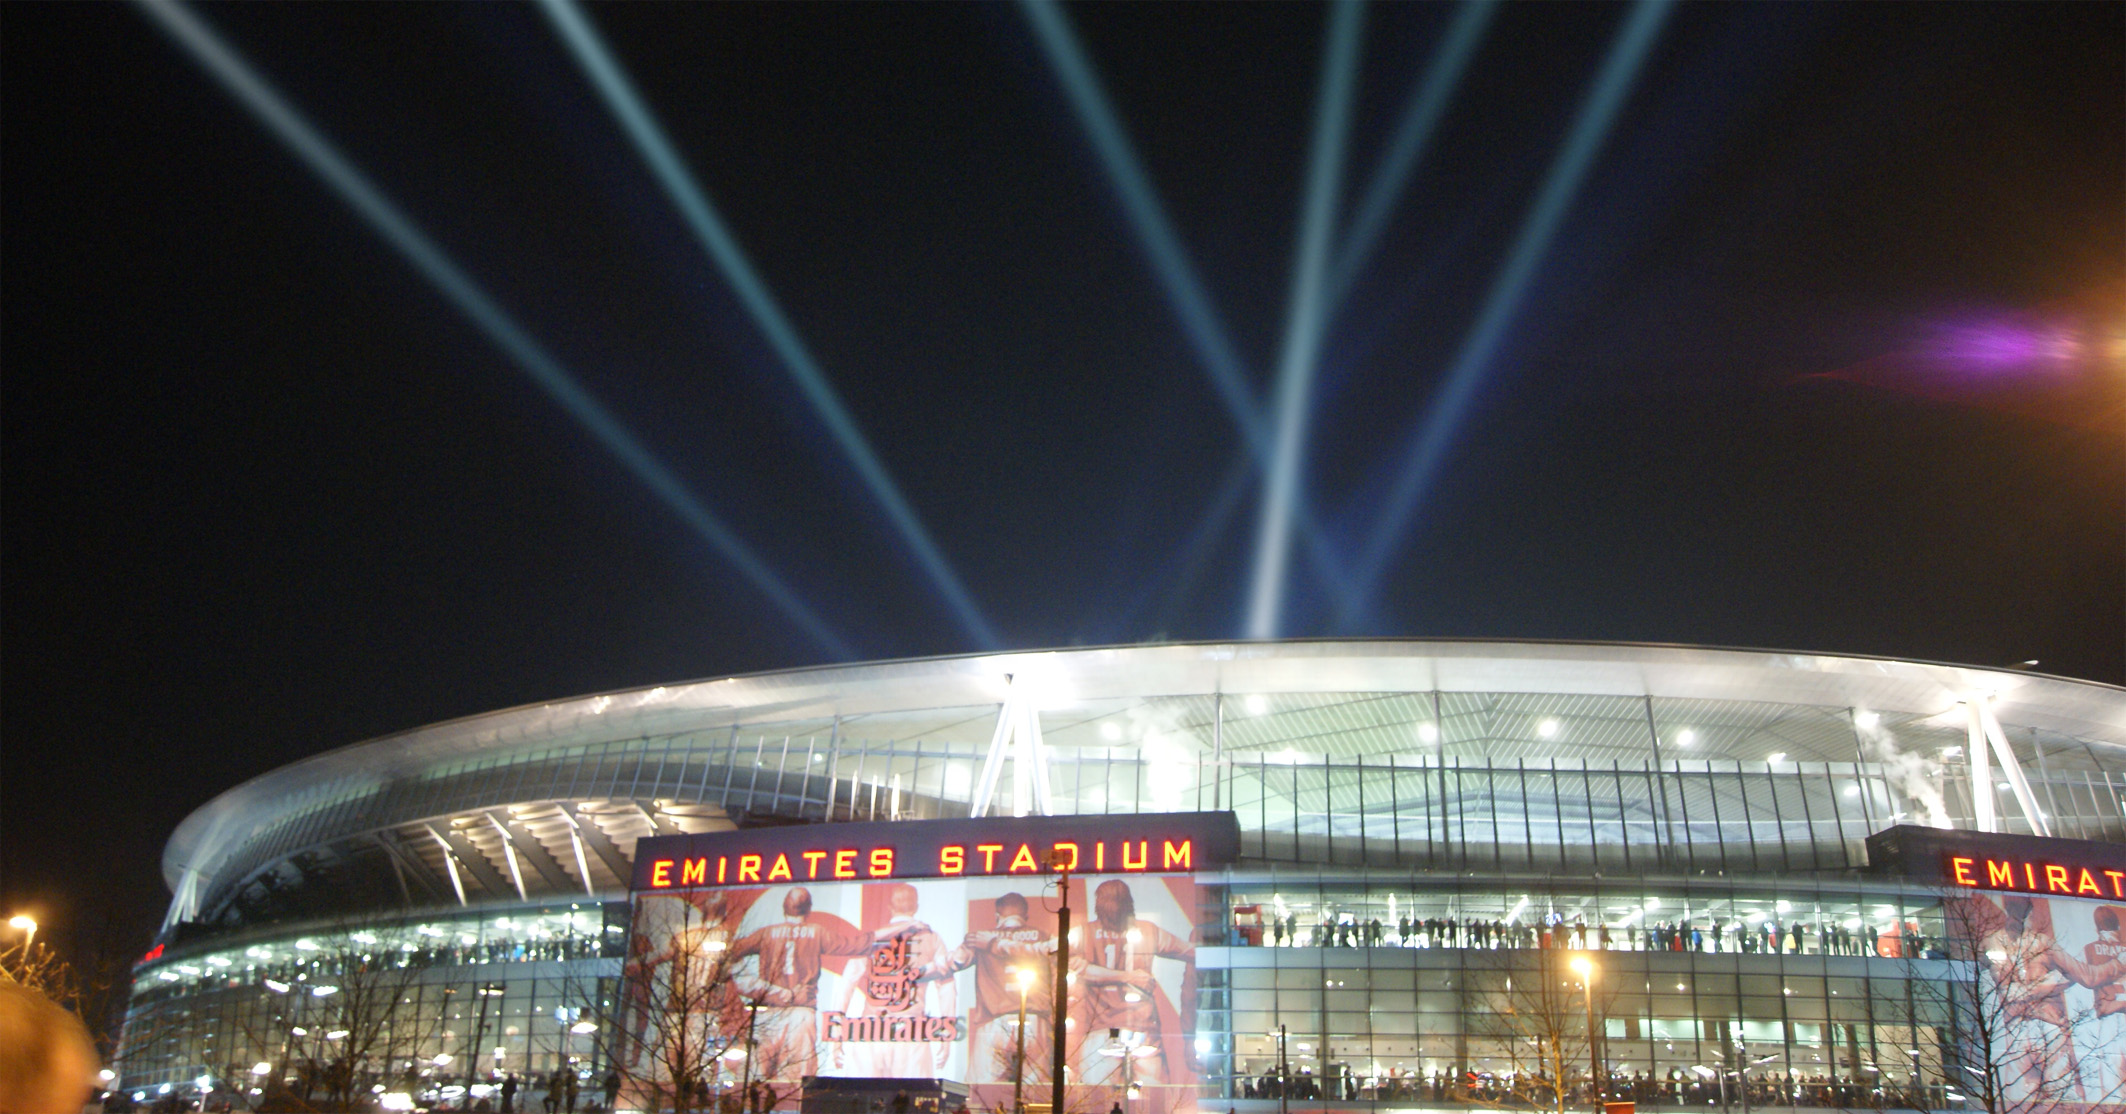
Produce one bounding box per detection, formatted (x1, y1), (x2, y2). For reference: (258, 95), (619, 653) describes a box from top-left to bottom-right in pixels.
(1855, 714), (1954, 829)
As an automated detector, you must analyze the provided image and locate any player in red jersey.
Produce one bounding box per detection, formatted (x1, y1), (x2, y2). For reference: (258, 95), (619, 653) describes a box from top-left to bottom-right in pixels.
(727, 888), (870, 1083)
(932, 892), (1054, 1085)
(1076, 879), (1197, 1114)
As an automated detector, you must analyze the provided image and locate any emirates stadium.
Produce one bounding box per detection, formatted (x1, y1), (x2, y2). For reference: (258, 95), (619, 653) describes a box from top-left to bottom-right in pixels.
(115, 640), (2126, 1114)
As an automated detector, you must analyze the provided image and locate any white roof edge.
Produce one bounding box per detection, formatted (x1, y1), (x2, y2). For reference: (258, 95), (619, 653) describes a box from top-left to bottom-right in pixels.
(160, 639), (2126, 893)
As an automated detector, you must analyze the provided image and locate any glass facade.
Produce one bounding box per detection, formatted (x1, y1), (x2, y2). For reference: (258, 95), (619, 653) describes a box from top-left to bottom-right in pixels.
(119, 644), (2126, 1111)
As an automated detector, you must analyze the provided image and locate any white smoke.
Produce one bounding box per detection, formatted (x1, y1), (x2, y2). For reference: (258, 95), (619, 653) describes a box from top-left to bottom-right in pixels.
(1854, 714), (1955, 829)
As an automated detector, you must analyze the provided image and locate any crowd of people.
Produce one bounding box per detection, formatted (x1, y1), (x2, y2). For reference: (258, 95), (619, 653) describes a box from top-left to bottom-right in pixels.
(1237, 1065), (1946, 1109)
(1244, 911), (1943, 957)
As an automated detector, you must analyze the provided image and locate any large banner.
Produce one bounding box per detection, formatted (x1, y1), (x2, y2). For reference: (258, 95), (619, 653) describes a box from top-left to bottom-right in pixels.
(1947, 891), (2126, 1113)
(625, 815), (1235, 1114)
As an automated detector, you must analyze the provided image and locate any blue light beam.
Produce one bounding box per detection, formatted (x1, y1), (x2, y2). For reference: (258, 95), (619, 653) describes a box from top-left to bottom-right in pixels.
(1330, 0), (1499, 303)
(539, 0), (1000, 651)
(133, 0), (856, 660)
(1017, 0), (1356, 623)
(1016, 0), (1263, 447)
(1245, 0), (1366, 641)
(1340, 0), (1675, 627)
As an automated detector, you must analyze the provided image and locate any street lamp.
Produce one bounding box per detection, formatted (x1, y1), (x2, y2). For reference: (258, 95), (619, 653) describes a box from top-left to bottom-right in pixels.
(1568, 955), (1599, 1113)
(7, 915), (36, 953)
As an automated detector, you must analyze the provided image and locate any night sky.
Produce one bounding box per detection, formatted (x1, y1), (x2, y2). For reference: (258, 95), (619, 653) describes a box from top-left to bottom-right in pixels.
(4, 2), (2120, 987)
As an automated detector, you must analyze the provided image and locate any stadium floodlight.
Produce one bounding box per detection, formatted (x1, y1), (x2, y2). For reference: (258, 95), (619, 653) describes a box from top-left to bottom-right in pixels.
(1246, 0), (1365, 641)
(1339, 0), (1676, 626)
(131, 0), (855, 661)
(537, 0), (998, 651)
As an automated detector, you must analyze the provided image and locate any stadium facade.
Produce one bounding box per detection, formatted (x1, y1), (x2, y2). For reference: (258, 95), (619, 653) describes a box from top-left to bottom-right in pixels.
(117, 640), (2126, 1112)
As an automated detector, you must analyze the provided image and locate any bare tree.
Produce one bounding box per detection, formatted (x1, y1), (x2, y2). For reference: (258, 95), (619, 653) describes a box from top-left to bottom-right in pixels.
(583, 892), (759, 1114)
(1464, 950), (1614, 1114)
(236, 922), (445, 1112)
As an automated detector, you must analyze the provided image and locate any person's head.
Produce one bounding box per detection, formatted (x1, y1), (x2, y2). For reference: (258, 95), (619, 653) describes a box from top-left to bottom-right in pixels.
(784, 888), (814, 918)
(2003, 895), (2033, 932)
(1095, 879), (1135, 930)
(0, 981), (98, 1114)
(2100, 908), (2121, 937)
(994, 893), (1029, 922)
(694, 891), (731, 923)
(888, 884), (920, 916)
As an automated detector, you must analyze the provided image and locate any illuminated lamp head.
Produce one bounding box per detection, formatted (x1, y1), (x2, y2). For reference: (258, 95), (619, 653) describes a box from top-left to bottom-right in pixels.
(995, 893), (1029, 921)
(1095, 879), (1135, 931)
(784, 888), (813, 919)
(888, 884), (920, 916)
(2002, 895), (2033, 930)
(2099, 908), (2121, 936)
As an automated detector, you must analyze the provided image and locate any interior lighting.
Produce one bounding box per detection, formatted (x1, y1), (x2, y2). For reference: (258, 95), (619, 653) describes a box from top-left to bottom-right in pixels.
(1538, 719), (1559, 738)
(311, 985), (339, 997)
(294, 939), (319, 952)
(1417, 722), (1439, 743)
(1855, 711), (1881, 729)
(1245, 694), (1270, 715)
(1675, 729), (1695, 747)
(1767, 752), (1786, 764)
(251, 1064), (271, 1077)
(101, 1070), (117, 1083)
(1776, 900), (1791, 913)
(571, 1021), (599, 1034)
(1101, 722), (1122, 741)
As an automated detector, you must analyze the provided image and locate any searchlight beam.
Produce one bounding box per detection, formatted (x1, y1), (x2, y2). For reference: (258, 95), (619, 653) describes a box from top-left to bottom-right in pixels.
(539, 0), (1001, 651)
(134, 0), (855, 660)
(1340, 0), (1675, 626)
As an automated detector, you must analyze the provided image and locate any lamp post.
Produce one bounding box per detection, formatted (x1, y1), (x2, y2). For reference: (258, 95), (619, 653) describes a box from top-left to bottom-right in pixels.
(1568, 955), (1599, 1114)
(1278, 1024), (1290, 1114)
(739, 999), (761, 1114)
(7, 915), (37, 954)
(1047, 852), (1073, 1114)
(1012, 967), (1035, 1114)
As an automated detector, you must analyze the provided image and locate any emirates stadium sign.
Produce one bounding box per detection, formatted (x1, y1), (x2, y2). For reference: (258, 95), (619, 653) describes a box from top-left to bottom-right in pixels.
(632, 811), (1241, 890)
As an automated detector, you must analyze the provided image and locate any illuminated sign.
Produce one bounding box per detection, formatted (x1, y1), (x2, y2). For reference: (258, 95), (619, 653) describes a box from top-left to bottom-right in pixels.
(631, 811), (1240, 891)
(1947, 855), (2126, 897)
(1866, 824), (2126, 895)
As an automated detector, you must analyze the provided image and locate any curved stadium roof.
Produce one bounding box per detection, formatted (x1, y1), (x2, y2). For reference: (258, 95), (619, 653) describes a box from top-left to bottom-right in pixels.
(159, 640), (2126, 930)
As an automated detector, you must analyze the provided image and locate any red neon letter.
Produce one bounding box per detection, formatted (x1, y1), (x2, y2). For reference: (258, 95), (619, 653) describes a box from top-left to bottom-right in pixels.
(977, 844), (1004, 872)
(1950, 857), (1978, 887)
(2026, 862), (2038, 890)
(2047, 865), (2072, 894)
(767, 854), (793, 882)
(940, 846), (965, 875)
(2080, 868), (2102, 895)
(1164, 840), (1192, 870)
(870, 849), (895, 877)
(2107, 870), (2125, 898)
(1009, 845), (1038, 873)
(651, 860), (673, 887)
(681, 858), (708, 886)
(1121, 840), (1149, 871)
(1988, 860), (2015, 888)
(803, 851), (827, 879)
(738, 854), (762, 883)
(1051, 842), (1079, 871)
(834, 849), (857, 879)
(718, 856), (728, 884)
